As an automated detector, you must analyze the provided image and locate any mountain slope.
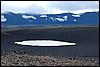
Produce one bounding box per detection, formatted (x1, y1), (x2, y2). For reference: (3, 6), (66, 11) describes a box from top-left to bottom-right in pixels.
(1, 11), (99, 26)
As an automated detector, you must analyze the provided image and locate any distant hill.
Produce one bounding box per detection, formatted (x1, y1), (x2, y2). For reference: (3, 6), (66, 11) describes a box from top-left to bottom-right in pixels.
(1, 11), (99, 26)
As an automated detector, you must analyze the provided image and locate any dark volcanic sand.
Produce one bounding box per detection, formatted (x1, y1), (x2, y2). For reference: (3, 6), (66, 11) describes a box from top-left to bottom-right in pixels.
(1, 26), (99, 57)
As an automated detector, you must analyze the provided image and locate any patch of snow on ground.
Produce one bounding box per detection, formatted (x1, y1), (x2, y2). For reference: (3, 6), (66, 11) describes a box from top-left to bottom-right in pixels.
(15, 40), (76, 46)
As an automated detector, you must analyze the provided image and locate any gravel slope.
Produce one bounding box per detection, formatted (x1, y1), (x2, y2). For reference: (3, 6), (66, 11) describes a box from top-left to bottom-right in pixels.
(1, 52), (99, 66)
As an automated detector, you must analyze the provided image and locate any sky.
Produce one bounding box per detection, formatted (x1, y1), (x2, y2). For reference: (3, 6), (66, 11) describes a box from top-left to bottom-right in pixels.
(1, 1), (99, 14)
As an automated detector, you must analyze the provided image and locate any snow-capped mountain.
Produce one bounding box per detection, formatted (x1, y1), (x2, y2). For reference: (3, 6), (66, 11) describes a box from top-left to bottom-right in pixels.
(1, 11), (99, 26)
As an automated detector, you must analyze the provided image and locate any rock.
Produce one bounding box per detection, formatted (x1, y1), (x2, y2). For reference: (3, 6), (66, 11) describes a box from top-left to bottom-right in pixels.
(90, 59), (95, 61)
(1, 51), (4, 54)
(13, 51), (17, 53)
(19, 51), (26, 54)
(68, 57), (73, 60)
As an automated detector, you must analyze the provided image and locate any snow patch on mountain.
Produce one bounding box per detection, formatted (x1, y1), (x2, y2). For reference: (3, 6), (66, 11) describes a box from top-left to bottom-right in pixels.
(28, 20), (32, 22)
(55, 18), (65, 22)
(45, 18), (47, 20)
(1, 15), (7, 22)
(50, 17), (55, 21)
(55, 16), (68, 22)
(72, 14), (80, 17)
(63, 16), (68, 21)
(74, 19), (76, 22)
(22, 15), (36, 19)
(40, 15), (47, 17)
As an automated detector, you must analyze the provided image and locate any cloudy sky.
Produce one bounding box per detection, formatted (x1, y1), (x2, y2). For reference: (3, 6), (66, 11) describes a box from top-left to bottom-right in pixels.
(1, 1), (99, 14)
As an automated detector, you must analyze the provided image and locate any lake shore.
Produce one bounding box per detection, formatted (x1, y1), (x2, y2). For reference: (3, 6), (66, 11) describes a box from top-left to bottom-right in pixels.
(1, 25), (99, 33)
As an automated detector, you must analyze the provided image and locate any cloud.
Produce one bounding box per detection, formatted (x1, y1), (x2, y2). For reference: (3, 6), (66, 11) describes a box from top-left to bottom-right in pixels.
(48, 1), (99, 11)
(1, 1), (99, 14)
(1, 1), (48, 13)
